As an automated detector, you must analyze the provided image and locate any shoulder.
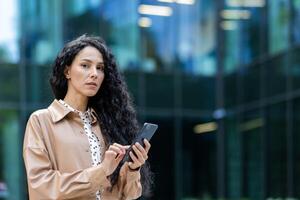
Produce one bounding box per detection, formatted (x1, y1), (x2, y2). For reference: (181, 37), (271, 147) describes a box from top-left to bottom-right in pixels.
(27, 108), (53, 128)
(24, 109), (51, 149)
(29, 109), (51, 121)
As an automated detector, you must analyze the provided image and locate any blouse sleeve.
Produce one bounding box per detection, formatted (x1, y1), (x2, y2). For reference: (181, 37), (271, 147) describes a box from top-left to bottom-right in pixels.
(118, 162), (142, 200)
(23, 114), (111, 199)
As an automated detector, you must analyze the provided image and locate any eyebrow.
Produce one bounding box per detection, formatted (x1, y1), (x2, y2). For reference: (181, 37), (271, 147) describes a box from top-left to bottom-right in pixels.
(81, 58), (104, 65)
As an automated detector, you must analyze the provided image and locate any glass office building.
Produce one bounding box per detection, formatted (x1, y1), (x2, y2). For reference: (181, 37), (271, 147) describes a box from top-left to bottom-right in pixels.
(1, 0), (300, 199)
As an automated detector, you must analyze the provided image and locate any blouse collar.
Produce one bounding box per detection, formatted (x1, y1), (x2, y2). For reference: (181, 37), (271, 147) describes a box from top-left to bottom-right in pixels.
(48, 99), (98, 124)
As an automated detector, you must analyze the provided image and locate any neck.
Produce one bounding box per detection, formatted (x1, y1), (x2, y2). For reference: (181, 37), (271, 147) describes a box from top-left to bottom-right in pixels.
(63, 92), (88, 112)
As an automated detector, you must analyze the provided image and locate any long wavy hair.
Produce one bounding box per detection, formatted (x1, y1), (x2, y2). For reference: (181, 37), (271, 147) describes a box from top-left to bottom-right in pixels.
(49, 34), (153, 196)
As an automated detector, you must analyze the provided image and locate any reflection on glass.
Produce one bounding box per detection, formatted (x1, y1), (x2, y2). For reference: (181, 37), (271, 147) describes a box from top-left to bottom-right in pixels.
(0, 110), (21, 200)
(182, 75), (215, 110)
(293, 0), (300, 43)
(241, 112), (264, 200)
(225, 115), (242, 200)
(293, 98), (300, 198)
(0, 64), (19, 102)
(291, 47), (300, 90)
(182, 117), (217, 199)
(241, 65), (260, 103)
(264, 56), (287, 98)
(266, 103), (287, 198)
(138, 0), (216, 75)
(269, 0), (290, 54)
(102, 0), (140, 71)
(0, 0), (19, 63)
(143, 116), (175, 199)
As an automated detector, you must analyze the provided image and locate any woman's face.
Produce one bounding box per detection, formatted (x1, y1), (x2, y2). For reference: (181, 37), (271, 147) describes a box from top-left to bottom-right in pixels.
(65, 46), (105, 98)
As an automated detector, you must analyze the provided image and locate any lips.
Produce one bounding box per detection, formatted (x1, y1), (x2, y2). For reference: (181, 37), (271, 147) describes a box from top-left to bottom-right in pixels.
(86, 82), (97, 87)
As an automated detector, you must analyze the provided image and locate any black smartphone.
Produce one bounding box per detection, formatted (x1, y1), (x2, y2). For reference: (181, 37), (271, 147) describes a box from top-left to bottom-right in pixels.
(132, 123), (158, 146)
(123, 123), (158, 162)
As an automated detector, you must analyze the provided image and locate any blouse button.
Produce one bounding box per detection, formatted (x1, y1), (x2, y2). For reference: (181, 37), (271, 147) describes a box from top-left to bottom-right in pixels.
(85, 149), (89, 153)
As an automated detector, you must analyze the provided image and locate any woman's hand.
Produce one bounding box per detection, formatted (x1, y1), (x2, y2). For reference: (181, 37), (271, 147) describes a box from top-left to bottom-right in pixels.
(128, 139), (151, 170)
(101, 143), (129, 176)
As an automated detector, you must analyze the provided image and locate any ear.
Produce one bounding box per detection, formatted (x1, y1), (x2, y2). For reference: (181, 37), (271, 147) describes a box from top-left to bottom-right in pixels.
(64, 66), (70, 79)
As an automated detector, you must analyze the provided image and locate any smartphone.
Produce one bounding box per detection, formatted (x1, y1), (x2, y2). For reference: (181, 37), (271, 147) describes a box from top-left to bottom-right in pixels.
(132, 123), (158, 146)
(124, 123), (158, 162)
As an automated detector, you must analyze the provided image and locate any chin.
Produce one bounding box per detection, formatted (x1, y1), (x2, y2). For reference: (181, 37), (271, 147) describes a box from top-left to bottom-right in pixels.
(83, 91), (97, 97)
(86, 92), (98, 97)
(83, 88), (100, 97)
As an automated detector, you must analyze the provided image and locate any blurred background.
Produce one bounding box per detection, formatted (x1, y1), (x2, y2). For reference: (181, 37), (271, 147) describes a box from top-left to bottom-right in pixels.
(0, 0), (300, 199)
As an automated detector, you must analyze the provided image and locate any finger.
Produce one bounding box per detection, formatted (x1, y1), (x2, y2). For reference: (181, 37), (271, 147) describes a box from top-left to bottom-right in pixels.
(143, 139), (151, 153)
(113, 143), (128, 151)
(132, 145), (146, 163)
(135, 143), (148, 160)
(109, 145), (123, 155)
(115, 151), (125, 162)
(128, 161), (140, 170)
(129, 151), (142, 166)
(113, 143), (130, 149)
(128, 162), (135, 169)
(106, 149), (124, 161)
(105, 150), (118, 159)
(109, 145), (122, 152)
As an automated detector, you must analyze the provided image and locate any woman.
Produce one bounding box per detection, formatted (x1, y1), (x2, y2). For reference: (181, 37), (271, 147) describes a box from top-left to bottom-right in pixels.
(23, 35), (153, 200)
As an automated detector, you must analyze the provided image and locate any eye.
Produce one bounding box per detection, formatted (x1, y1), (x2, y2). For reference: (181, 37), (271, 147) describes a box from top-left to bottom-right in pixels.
(81, 64), (89, 68)
(97, 65), (104, 71)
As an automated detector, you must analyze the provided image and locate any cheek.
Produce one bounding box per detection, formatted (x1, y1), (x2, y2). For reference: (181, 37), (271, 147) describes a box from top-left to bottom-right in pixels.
(71, 68), (87, 80)
(98, 73), (105, 83)
(71, 71), (87, 87)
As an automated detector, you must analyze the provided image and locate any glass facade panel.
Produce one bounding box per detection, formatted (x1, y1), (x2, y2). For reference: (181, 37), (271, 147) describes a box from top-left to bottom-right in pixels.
(224, 73), (237, 108)
(182, 117), (217, 199)
(182, 75), (215, 110)
(0, 64), (19, 102)
(145, 73), (174, 108)
(225, 115), (241, 200)
(123, 71), (140, 106)
(0, 0), (19, 63)
(241, 110), (264, 200)
(294, 97), (300, 198)
(21, 0), (62, 65)
(291, 47), (300, 90)
(264, 55), (287, 98)
(293, 0), (300, 43)
(101, 2), (140, 72)
(225, 112), (264, 200)
(266, 103), (287, 198)
(269, 0), (290, 54)
(241, 65), (260, 104)
(244, 8), (265, 63)
(223, 26), (240, 74)
(143, 115), (175, 200)
(25, 65), (53, 104)
(138, 0), (217, 75)
(0, 110), (22, 200)
(223, 4), (265, 72)
(63, 0), (101, 40)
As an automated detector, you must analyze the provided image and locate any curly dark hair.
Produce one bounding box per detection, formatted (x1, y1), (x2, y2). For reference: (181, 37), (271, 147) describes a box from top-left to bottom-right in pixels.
(49, 34), (153, 197)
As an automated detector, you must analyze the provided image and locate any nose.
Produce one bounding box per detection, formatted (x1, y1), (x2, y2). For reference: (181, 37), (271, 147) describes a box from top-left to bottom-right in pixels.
(90, 66), (98, 79)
